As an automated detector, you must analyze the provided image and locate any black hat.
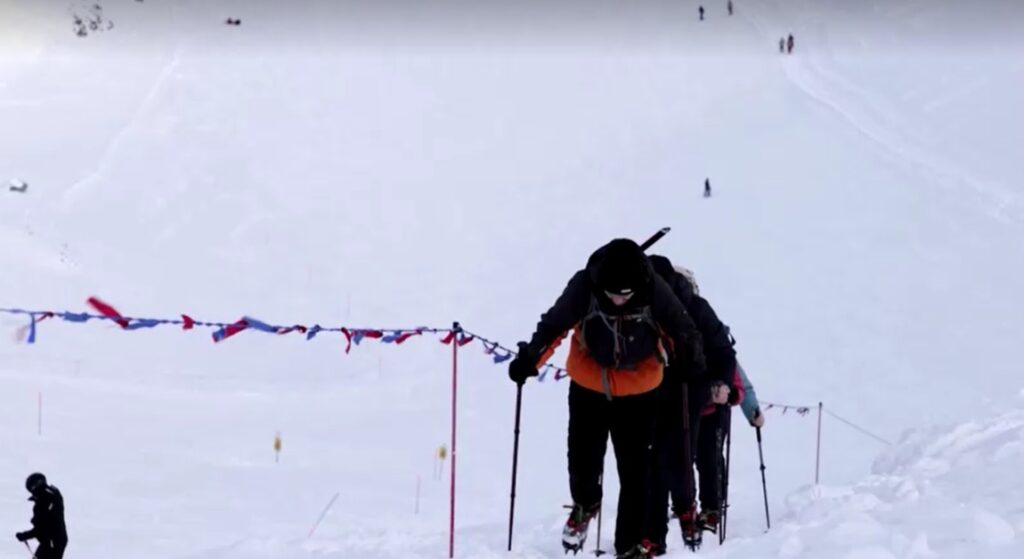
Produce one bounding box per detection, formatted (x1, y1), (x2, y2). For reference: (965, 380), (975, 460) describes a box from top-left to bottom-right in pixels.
(25, 472), (46, 494)
(592, 239), (649, 295)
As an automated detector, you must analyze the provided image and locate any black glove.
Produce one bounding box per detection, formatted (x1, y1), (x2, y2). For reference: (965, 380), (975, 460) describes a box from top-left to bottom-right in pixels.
(15, 532), (29, 542)
(508, 342), (539, 385)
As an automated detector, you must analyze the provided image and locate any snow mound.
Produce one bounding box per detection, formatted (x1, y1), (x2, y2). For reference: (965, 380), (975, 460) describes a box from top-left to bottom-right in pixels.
(701, 407), (1024, 558)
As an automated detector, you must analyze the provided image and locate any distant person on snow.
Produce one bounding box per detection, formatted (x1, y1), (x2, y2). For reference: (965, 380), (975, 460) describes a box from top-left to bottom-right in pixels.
(779, 37), (785, 53)
(704, 178), (712, 198)
(645, 255), (738, 552)
(787, 34), (795, 54)
(15, 473), (67, 559)
(699, 5), (705, 21)
(728, 1), (734, 16)
(508, 238), (706, 559)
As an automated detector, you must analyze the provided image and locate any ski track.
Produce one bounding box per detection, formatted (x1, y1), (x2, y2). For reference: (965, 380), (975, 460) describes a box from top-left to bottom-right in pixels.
(738, 1), (1024, 226)
(60, 45), (185, 210)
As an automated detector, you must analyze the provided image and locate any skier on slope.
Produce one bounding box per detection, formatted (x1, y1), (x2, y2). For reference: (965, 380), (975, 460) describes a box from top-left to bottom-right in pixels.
(508, 238), (706, 559)
(15, 473), (68, 559)
(645, 255), (738, 552)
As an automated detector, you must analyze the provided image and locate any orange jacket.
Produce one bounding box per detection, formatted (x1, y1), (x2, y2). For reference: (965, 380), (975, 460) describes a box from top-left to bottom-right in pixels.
(537, 327), (668, 398)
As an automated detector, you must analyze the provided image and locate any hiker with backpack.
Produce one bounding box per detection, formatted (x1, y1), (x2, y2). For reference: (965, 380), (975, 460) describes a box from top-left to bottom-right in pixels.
(645, 255), (739, 553)
(508, 238), (706, 559)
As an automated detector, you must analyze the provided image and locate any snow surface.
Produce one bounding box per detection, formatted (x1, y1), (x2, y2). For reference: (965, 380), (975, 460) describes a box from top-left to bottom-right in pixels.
(1, 0), (1023, 557)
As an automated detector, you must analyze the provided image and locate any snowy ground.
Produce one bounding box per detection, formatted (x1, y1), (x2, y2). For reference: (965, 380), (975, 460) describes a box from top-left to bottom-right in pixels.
(1, 0), (1023, 557)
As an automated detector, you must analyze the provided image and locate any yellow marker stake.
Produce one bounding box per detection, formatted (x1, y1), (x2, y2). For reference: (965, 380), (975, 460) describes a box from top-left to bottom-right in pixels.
(274, 432), (282, 463)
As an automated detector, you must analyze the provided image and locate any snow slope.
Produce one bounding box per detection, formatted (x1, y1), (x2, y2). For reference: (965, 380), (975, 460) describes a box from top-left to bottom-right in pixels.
(1, 0), (1022, 557)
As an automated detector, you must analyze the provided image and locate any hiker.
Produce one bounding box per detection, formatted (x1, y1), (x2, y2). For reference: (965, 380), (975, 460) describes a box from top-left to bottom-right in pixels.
(646, 255), (737, 553)
(508, 238), (706, 559)
(15, 473), (68, 559)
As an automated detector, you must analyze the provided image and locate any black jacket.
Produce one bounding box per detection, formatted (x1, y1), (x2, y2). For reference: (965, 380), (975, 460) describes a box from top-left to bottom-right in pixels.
(649, 255), (737, 388)
(525, 243), (706, 375)
(24, 485), (67, 546)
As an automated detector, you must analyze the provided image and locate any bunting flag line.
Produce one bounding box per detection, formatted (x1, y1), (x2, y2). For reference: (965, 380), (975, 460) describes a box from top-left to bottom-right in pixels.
(0, 299), (452, 352)
(2, 301), (891, 447)
(762, 401), (813, 416)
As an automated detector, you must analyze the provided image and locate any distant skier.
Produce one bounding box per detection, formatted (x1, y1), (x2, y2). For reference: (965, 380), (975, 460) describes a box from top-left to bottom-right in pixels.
(508, 238), (705, 559)
(645, 255), (736, 552)
(728, 1), (734, 16)
(15, 473), (67, 559)
(703, 178), (711, 198)
(9, 179), (28, 193)
(699, 6), (705, 21)
(787, 34), (794, 54)
(779, 37), (785, 53)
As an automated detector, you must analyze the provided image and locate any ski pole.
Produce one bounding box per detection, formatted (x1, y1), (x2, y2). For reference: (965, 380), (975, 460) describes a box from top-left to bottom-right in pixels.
(720, 407), (732, 544)
(756, 427), (771, 530)
(680, 381), (698, 549)
(507, 356), (525, 552)
(23, 542), (36, 559)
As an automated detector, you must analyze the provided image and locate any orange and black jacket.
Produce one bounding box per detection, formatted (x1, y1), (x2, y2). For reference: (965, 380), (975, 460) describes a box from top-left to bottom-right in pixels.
(524, 262), (705, 398)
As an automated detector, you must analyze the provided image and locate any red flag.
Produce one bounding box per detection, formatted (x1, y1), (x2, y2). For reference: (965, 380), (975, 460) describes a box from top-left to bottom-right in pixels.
(87, 297), (129, 328)
(341, 328), (353, 353)
(212, 319), (249, 343)
(393, 331), (422, 344)
(181, 315), (196, 330)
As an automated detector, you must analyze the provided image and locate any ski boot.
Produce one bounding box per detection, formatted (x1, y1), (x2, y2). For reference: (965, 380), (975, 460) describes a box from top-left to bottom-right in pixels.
(679, 508), (702, 551)
(699, 508), (721, 535)
(615, 540), (655, 559)
(562, 502), (599, 554)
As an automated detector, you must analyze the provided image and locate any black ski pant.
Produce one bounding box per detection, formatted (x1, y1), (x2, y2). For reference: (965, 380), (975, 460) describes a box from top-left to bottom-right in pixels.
(696, 405), (730, 512)
(567, 380), (657, 555)
(34, 538), (67, 559)
(646, 375), (709, 547)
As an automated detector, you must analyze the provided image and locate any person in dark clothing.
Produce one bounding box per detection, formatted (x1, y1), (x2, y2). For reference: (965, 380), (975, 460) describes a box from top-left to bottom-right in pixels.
(16, 473), (67, 559)
(694, 362), (764, 533)
(703, 178), (711, 198)
(699, 5), (705, 21)
(787, 34), (795, 54)
(728, 1), (734, 16)
(508, 238), (706, 559)
(645, 255), (737, 553)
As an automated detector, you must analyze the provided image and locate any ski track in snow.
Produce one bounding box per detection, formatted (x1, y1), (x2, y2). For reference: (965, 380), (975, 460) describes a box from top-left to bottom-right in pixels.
(739, 1), (1024, 226)
(60, 45), (185, 210)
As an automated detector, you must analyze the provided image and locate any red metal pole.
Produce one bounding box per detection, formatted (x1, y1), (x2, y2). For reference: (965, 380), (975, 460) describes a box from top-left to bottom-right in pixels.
(449, 322), (461, 558)
(815, 402), (823, 485)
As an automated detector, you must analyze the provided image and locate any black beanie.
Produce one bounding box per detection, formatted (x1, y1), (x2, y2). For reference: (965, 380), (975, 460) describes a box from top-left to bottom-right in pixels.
(593, 238), (648, 294)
